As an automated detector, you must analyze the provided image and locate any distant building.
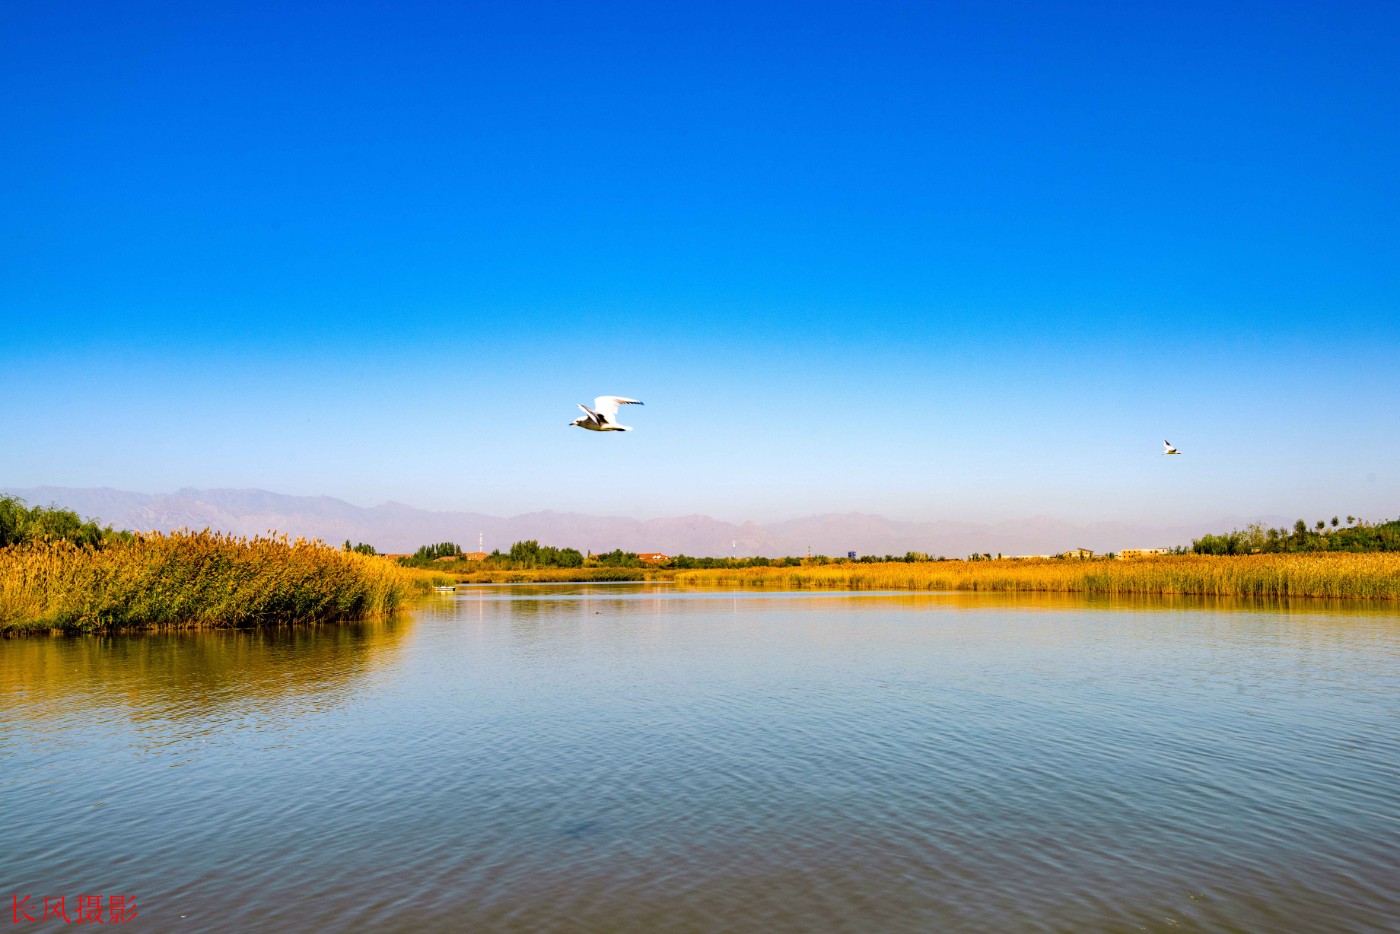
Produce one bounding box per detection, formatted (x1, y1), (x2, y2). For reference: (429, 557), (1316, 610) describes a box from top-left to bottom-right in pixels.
(847, 551), (857, 560)
(1059, 548), (1095, 559)
(636, 553), (670, 565)
(1118, 548), (1170, 559)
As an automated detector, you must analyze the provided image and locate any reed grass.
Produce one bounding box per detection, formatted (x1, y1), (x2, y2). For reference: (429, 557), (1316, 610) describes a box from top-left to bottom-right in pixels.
(0, 530), (422, 634)
(673, 554), (1400, 600)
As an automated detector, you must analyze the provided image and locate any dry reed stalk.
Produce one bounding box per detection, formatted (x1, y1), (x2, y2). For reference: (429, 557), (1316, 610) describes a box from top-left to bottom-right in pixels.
(0, 530), (421, 634)
(672, 554), (1400, 600)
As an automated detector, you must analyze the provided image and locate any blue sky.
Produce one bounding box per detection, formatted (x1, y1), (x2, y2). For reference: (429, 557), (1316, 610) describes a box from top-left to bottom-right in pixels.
(3, 0), (1397, 524)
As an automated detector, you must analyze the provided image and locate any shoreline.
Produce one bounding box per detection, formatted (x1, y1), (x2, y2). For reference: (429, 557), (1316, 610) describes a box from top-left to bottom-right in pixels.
(671, 553), (1400, 600)
(434, 553), (1400, 600)
(6, 552), (1396, 637)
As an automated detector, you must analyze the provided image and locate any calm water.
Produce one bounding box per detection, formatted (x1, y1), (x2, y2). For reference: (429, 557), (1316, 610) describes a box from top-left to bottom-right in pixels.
(2, 585), (1397, 932)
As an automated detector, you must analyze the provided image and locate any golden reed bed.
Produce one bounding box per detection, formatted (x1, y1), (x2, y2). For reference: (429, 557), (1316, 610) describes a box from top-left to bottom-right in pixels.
(672, 554), (1400, 601)
(0, 530), (420, 634)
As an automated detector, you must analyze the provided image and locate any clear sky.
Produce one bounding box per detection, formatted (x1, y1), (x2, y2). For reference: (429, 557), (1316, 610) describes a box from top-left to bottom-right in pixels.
(3, 0), (1397, 524)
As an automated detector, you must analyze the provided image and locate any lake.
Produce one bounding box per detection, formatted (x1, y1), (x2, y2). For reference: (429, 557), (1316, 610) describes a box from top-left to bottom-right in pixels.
(2, 584), (1397, 932)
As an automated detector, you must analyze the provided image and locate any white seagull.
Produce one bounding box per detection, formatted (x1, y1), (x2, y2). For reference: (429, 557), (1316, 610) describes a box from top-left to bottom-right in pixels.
(570, 396), (644, 432)
(1163, 440), (1181, 455)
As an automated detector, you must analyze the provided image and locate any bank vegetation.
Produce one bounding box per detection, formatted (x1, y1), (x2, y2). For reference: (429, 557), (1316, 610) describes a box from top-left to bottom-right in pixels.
(1, 529), (425, 635)
(673, 553), (1400, 600)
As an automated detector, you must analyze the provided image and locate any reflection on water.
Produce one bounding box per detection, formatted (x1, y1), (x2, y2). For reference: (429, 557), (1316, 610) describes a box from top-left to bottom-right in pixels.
(4, 616), (411, 725)
(2, 587), (1397, 933)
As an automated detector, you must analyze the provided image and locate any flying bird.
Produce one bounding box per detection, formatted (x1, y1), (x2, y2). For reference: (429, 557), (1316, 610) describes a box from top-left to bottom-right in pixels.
(571, 396), (644, 432)
(1163, 440), (1181, 455)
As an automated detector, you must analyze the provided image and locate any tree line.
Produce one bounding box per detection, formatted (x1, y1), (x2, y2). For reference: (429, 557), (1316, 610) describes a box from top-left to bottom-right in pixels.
(394, 541), (962, 569)
(1192, 517), (1400, 555)
(0, 496), (128, 549)
(396, 539), (587, 568)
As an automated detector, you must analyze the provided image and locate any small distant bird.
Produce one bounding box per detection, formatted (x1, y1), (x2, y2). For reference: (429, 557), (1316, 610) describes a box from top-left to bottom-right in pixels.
(1163, 440), (1181, 455)
(570, 396), (643, 432)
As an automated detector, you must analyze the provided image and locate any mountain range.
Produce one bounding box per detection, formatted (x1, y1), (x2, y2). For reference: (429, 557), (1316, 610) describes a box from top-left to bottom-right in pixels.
(3, 486), (1274, 557)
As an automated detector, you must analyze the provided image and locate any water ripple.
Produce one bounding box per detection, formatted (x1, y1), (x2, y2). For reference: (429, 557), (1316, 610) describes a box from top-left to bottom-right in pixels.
(2, 590), (1397, 932)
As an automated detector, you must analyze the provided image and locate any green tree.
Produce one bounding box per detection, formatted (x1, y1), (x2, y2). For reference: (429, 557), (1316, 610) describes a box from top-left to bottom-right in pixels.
(0, 495), (117, 548)
(413, 542), (463, 561)
(508, 539), (541, 564)
(592, 548), (643, 568)
(0, 496), (27, 547)
(1193, 516), (1400, 555)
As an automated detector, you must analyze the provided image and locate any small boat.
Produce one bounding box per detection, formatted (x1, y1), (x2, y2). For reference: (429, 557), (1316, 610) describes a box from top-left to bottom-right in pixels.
(432, 585), (456, 593)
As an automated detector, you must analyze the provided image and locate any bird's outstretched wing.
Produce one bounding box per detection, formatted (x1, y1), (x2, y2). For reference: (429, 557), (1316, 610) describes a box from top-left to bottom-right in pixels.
(593, 396), (643, 421)
(1163, 440), (1173, 449)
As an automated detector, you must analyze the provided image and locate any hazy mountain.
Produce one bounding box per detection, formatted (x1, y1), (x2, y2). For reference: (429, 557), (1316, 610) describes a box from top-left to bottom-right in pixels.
(3, 486), (1280, 557)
